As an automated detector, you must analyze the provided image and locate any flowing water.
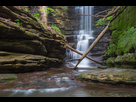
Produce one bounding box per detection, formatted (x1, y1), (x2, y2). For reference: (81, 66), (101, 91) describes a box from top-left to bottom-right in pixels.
(1, 68), (136, 97)
(1, 6), (136, 97)
(66, 6), (94, 68)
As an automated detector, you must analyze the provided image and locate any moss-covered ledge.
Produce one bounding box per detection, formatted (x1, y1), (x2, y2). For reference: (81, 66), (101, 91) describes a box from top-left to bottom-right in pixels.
(104, 6), (136, 69)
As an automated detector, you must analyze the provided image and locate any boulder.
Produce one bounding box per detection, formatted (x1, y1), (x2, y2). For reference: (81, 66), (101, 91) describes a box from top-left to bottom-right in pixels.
(76, 68), (136, 87)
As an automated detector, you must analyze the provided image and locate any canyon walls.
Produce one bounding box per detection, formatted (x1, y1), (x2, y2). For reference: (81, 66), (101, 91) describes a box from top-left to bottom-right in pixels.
(0, 6), (66, 73)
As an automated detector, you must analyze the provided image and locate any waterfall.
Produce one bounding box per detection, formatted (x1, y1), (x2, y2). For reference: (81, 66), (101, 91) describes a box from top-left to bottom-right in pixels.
(67, 6), (94, 68)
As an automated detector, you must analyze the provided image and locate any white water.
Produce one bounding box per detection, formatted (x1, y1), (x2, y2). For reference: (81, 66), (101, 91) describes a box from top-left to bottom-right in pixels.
(69, 6), (94, 68)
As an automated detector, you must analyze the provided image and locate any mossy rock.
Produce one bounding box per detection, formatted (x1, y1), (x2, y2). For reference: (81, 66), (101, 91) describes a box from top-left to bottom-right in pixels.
(106, 57), (115, 68)
(0, 39), (47, 56)
(76, 68), (136, 86)
(105, 6), (136, 68)
(0, 74), (17, 83)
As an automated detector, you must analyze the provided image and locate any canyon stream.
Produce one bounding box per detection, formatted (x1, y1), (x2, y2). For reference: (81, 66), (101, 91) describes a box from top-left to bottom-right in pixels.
(1, 68), (136, 97)
(1, 6), (136, 97)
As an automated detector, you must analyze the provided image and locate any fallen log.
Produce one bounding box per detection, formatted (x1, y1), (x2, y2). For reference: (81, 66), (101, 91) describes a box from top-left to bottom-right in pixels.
(66, 58), (80, 62)
(73, 24), (109, 69)
(66, 44), (103, 65)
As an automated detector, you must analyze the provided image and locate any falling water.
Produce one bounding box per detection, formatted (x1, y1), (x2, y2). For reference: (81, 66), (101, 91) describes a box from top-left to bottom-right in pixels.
(68, 6), (94, 68)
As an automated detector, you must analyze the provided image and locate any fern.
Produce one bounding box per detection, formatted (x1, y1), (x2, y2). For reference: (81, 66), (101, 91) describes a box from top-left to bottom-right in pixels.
(33, 13), (40, 20)
(51, 24), (64, 37)
(95, 16), (112, 28)
(44, 7), (56, 17)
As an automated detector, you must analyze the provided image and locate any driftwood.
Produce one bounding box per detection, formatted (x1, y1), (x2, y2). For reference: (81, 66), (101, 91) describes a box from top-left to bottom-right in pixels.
(66, 44), (103, 65)
(73, 24), (109, 69)
(66, 58), (80, 62)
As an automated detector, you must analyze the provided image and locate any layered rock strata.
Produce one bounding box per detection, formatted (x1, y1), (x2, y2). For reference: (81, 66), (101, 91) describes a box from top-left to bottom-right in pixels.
(0, 6), (66, 73)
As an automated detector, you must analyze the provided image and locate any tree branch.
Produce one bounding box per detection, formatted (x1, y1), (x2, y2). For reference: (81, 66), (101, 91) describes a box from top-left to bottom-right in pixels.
(75, 6), (123, 21)
(73, 24), (109, 69)
(103, 6), (123, 20)
(66, 44), (103, 65)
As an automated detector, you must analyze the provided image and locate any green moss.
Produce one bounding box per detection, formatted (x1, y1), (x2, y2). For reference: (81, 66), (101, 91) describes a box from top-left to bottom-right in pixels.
(107, 44), (116, 56)
(0, 74), (17, 83)
(106, 57), (115, 68)
(116, 27), (136, 55)
(76, 75), (83, 79)
(104, 80), (114, 83)
(105, 6), (136, 68)
(0, 22), (5, 26)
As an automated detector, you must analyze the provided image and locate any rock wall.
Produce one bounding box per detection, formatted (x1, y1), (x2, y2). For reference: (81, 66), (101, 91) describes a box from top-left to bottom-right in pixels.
(0, 6), (66, 73)
(90, 6), (112, 65)
(103, 6), (136, 68)
(47, 6), (77, 49)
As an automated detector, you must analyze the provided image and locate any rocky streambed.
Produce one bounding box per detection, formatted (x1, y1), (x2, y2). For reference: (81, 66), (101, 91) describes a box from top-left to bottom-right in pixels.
(0, 68), (84, 91)
(1, 68), (136, 90)
(1, 68), (136, 97)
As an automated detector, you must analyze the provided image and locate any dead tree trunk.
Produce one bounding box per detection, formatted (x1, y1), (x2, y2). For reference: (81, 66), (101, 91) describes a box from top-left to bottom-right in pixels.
(73, 24), (109, 69)
(66, 44), (103, 65)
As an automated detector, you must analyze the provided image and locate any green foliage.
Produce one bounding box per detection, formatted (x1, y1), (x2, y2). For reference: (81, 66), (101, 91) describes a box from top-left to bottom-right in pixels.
(43, 7), (56, 17)
(20, 6), (64, 37)
(116, 27), (136, 55)
(51, 24), (60, 32)
(21, 7), (31, 12)
(8, 18), (23, 27)
(95, 16), (112, 28)
(8, 18), (11, 21)
(33, 13), (40, 20)
(51, 24), (64, 37)
(15, 19), (23, 27)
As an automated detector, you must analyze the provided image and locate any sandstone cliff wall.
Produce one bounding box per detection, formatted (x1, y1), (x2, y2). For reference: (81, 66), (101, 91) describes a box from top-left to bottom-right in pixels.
(0, 6), (66, 73)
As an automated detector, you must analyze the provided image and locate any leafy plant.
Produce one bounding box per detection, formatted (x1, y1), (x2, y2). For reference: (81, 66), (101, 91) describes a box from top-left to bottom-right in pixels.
(8, 18), (11, 21)
(95, 16), (112, 28)
(43, 7), (56, 17)
(33, 13), (40, 20)
(51, 24), (64, 37)
(15, 19), (23, 27)
(39, 21), (44, 25)
(21, 7), (31, 12)
(51, 24), (60, 32)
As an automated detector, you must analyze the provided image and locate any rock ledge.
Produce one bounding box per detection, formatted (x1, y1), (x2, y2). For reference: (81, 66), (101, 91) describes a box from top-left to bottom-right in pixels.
(76, 68), (136, 87)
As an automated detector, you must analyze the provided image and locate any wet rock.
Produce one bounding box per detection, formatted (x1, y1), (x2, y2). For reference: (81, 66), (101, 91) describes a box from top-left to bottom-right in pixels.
(76, 68), (136, 87)
(0, 74), (17, 83)
(0, 51), (62, 73)
(0, 39), (47, 56)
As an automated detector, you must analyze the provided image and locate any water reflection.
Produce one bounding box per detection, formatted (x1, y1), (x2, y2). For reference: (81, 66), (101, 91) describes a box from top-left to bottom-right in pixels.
(1, 85), (136, 97)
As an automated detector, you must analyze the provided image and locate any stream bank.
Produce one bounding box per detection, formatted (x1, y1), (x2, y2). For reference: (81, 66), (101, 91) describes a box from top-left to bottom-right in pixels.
(1, 68), (136, 97)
